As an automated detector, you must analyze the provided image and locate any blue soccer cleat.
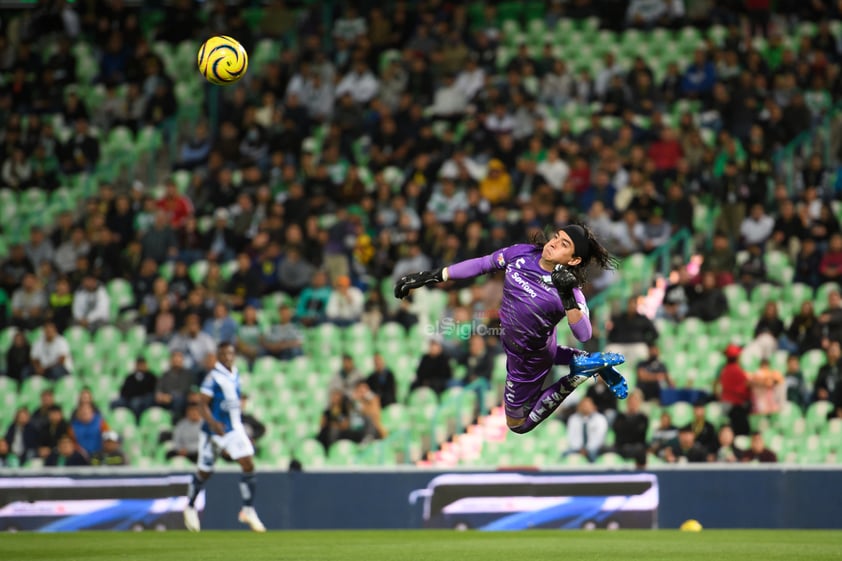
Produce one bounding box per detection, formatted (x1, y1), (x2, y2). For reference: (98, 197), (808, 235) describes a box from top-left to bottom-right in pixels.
(599, 366), (629, 399)
(570, 352), (625, 376)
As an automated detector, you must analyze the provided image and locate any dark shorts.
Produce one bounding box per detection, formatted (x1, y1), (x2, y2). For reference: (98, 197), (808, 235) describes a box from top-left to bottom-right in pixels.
(502, 345), (555, 420)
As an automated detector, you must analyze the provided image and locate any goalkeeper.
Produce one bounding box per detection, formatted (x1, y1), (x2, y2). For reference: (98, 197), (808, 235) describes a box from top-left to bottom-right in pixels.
(395, 223), (627, 434)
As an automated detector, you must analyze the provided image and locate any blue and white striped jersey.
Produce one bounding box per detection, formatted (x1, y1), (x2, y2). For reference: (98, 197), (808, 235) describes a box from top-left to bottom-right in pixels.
(199, 361), (243, 435)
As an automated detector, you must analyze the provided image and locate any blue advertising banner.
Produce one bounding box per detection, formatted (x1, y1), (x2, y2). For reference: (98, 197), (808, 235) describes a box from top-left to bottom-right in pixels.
(0, 475), (201, 531)
(0, 467), (840, 531)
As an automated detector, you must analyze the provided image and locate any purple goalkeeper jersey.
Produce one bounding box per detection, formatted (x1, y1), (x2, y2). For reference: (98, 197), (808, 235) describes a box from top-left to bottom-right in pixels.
(447, 244), (591, 382)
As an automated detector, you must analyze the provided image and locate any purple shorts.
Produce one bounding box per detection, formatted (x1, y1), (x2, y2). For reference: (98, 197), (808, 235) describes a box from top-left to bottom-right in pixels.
(501, 346), (554, 419)
(501, 342), (586, 419)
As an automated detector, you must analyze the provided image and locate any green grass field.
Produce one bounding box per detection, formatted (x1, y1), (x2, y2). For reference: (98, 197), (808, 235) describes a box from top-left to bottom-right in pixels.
(3, 530), (841, 561)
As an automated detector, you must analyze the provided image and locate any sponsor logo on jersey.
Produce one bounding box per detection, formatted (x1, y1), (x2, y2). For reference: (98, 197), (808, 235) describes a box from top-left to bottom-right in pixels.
(496, 253), (506, 268)
(511, 271), (537, 299)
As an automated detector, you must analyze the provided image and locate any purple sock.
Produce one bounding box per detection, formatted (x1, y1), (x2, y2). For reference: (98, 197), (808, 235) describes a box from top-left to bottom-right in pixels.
(510, 372), (592, 434)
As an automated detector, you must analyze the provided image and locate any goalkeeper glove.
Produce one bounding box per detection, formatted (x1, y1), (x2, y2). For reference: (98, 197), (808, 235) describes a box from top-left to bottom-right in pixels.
(551, 264), (579, 312)
(394, 268), (445, 299)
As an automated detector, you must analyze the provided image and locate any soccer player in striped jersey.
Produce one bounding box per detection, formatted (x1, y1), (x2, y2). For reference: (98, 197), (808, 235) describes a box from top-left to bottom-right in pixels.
(184, 342), (266, 532)
(395, 223), (628, 435)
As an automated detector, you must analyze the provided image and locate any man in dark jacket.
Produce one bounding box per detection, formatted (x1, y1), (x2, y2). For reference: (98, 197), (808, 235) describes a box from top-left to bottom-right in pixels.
(411, 337), (452, 395)
(687, 271), (729, 322)
(366, 353), (397, 407)
(607, 297), (659, 369)
(690, 400), (718, 455)
(111, 357), (158, 421)
(37, 405), (69, 459)
(612, 390), (649, 466)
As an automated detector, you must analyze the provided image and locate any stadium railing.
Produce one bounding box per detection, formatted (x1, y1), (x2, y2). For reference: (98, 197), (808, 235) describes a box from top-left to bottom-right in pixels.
(774, 100), (842, 198)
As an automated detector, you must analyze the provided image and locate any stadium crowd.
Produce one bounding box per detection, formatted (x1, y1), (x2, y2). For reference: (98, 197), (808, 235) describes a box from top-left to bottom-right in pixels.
(2, 0), (842, 468)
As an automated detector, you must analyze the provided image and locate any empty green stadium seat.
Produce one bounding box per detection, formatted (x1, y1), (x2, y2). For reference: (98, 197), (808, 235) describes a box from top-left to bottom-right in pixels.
(94, 324), (122, 351)
(750, 283), (782, 307)
(0, 326), (19, 353)
(135, 126), (163, 156)
(0, 381), (17, 419)
(327, 439), (359, 466)
(669, 402), (694, 427)
(806, 400), (834, 432)
(408, 386), (438, 409)
(784, 283), (813, 311)
(143, 342), (171, 373)
(293, 438), (326, 468)
(123, 324), (147, 354)
(110, 407), (136, 431)
(800, 349), (825, 386)
(816, 283), (841, 308)
(382, 403), (410, 433)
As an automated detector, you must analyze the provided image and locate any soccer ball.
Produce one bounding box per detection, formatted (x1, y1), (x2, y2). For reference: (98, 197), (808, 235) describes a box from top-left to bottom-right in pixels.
(680, 519), (703, 532)
(197, 35), (249, 85)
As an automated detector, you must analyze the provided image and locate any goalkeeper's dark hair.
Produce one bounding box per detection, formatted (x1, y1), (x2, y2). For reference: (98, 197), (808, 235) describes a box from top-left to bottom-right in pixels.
(530, 220), (618, 285)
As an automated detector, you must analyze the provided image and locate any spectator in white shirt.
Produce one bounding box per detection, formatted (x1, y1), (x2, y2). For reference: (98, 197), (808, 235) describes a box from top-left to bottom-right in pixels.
(326, 275), (365, 327)
(429, 73), (468, 119)
(304, 71), (335, 122)
(595, 52), (625, 99)
(285, 62), (312, 101)
(72, 275), (111, 331)
(740, 203), (775, 247)
(427, 176), (469, 223)
(332, 4), (367, 42)
(454, 54), (485, 101)
(565, 397), (608, 462)
(29, 321), (73, 380)
(627, 0), (685, 28)
(540, 59), (574, 108)
(336, 61), (379, 105)
(438, 149), (486, 184)
(536, 146), (571, 191)
(484, 103), (516, 135)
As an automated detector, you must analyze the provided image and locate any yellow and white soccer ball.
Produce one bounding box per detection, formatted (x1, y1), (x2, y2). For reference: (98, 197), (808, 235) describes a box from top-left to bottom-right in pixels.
(197, 35), (248, 85)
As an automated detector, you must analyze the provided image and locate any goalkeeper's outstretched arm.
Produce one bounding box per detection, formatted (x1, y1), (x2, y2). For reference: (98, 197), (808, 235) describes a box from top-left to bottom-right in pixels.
(394, 254), (499, 299)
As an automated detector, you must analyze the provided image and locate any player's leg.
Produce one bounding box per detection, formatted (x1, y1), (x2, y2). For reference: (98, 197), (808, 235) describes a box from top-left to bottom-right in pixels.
(507, 352), (626, 434)
(502, 352), (551, 432)
(184, 433), (217, 532)
(226, 429), (266, 532)
(235, 455), (266, 532)
(507, 373), (579, 434)
(503, 354), (570, 434)
(504, 382), (542, 433)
